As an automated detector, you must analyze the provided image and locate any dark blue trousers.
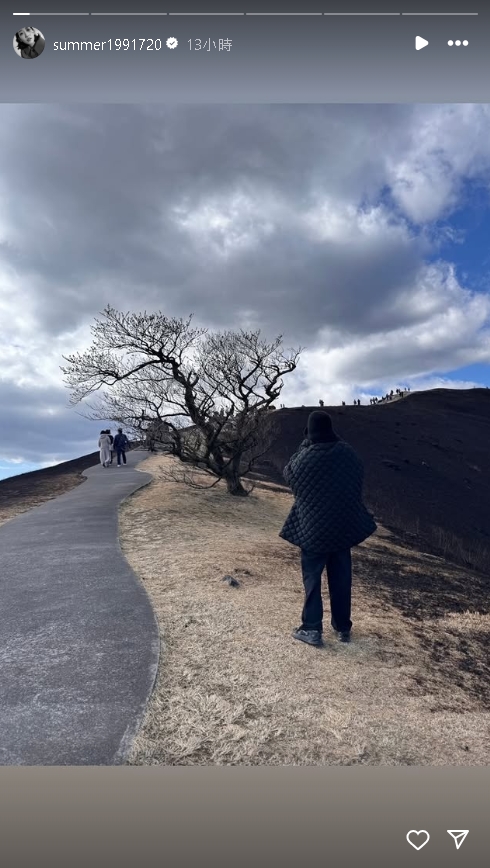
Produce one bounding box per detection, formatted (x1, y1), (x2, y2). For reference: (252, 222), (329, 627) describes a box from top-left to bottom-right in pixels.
(116, 449), (127, 465)
(300, 548), (353, 633)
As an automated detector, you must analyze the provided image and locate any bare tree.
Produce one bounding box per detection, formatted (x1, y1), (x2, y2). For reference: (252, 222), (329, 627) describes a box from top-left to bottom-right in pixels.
(61, 306), (301, 496)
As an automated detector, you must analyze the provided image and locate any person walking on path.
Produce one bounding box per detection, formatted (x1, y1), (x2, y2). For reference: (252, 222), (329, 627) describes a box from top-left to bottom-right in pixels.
(106, 429), (115, 464)
(279, 411), (377, 648)
(114, 428), (131, 466)
(98, 430), (112, 468)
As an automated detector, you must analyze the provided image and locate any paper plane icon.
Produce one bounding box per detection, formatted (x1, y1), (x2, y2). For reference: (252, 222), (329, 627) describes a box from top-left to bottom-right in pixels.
(447, 830), (469, 849)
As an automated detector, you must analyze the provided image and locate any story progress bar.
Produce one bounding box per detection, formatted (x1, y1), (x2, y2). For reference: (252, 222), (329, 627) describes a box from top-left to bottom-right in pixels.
(12, 11), (480, 16)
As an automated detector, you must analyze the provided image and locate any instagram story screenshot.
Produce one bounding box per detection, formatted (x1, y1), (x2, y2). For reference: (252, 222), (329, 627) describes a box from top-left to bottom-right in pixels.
(1, 0), (490, 865)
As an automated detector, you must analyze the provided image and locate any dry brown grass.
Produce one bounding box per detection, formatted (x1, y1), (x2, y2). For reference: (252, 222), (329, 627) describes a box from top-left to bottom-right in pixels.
(0, 507), (32, 528)
(120, 454), (490, 766)
(0, 478), (86, 528)
(0, 453), (101, 529)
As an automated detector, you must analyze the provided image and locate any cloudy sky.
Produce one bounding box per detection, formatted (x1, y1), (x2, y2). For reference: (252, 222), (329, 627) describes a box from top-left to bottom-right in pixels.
(1, 103), (490, 480)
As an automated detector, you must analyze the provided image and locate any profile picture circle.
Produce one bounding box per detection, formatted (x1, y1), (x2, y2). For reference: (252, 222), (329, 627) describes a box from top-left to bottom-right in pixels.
(13, 26), (45, 59)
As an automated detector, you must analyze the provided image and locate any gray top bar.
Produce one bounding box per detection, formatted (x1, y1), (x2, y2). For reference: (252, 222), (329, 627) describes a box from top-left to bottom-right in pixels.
(14, 9), (479, 14)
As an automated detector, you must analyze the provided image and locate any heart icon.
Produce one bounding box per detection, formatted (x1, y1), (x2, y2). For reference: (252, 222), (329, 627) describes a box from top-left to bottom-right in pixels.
(406, 830), (430, 850)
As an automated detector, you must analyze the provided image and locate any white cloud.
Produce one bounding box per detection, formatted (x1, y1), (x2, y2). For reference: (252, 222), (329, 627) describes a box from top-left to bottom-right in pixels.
(1, 103), (490, 469)
(386, 105), (490, 223)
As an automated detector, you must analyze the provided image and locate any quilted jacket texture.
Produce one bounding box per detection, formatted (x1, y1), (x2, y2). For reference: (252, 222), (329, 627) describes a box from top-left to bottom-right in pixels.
(279, 439), (377, 553)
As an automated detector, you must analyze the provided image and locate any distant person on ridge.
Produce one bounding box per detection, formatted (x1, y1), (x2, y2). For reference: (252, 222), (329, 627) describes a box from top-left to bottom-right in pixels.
(279, 411), (377, 647)
(98, 430), (112, 468)
(114, 428), (131, 466)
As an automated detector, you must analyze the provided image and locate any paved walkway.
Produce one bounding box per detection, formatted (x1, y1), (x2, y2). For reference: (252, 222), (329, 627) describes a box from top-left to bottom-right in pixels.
(0, 450), (159, 765)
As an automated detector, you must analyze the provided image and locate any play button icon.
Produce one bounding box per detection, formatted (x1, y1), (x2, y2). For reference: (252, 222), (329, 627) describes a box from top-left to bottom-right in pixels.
(415, 36), (429, 50)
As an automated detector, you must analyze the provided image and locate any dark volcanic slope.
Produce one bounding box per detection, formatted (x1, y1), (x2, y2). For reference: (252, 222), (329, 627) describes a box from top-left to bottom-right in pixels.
(2, 390), (490, 570)
(0, 452), (100, 504)
(260, 389), (490, 566)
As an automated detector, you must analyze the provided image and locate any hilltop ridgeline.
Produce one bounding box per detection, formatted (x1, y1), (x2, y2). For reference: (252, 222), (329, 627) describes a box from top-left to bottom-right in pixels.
(2, 388), (490, 573)
(257, 389), (490, 572)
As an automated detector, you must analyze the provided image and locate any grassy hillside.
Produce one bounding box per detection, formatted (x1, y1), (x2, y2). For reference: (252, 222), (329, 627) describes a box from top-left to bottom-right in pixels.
(2, 388), (490, 575)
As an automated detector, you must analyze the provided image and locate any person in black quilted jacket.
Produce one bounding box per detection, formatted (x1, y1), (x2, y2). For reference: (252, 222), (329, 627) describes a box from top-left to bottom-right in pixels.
(279, 411), (376, 647)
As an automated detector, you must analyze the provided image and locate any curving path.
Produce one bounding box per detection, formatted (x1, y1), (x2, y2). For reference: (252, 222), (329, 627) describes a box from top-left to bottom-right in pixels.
(0, 450), (159, 765)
